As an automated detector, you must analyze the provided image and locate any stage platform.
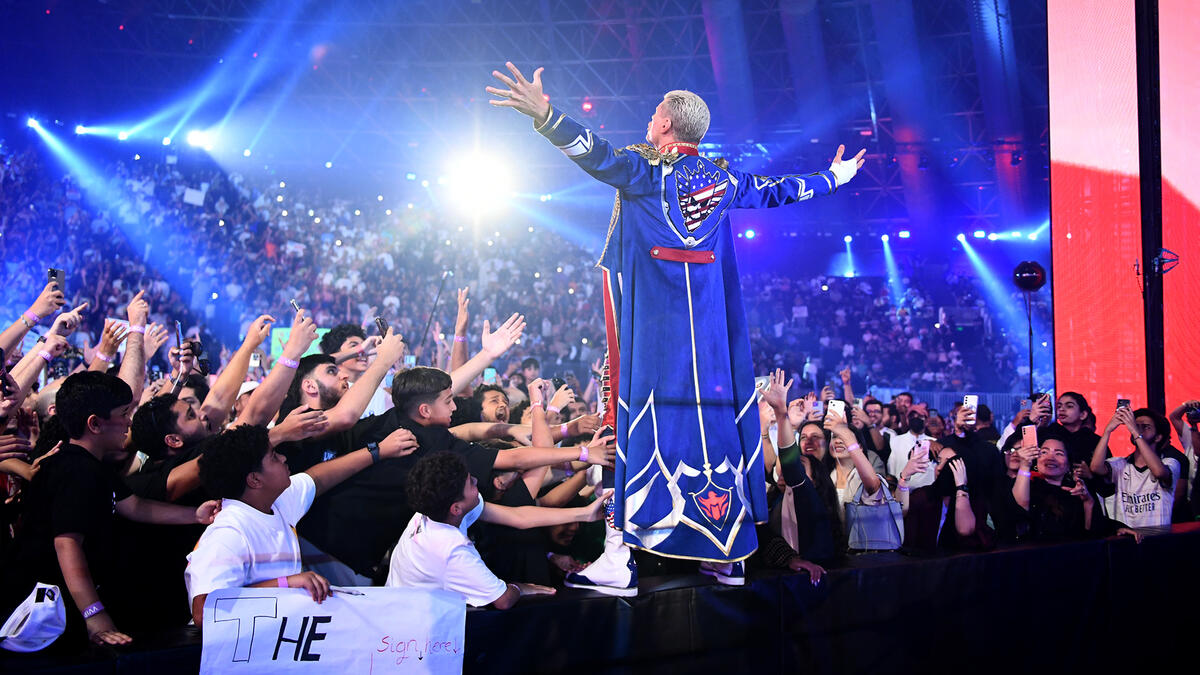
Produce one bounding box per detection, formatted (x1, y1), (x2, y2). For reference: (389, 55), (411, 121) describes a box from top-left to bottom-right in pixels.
(6, 523), (1199, 674)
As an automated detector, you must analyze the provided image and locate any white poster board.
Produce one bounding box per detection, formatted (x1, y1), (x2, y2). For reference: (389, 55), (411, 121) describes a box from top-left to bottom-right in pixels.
(201, 587), (465, 674)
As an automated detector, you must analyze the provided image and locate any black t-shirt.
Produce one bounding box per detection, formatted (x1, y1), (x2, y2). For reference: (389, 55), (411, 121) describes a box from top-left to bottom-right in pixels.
(475, 478), (551, 585)
(114, 444), (208, 630)
(3, 444), (132, 615)
(297, 410), (499, 578)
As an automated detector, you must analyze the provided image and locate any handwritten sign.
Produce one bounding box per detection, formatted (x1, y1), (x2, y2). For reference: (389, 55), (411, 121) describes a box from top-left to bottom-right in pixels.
(201, 587), (465, 674)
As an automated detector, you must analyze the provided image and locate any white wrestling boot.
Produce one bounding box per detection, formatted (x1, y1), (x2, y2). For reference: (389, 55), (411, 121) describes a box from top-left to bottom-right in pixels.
(564, 471), (638, 597)
(698, 560), (745, 586)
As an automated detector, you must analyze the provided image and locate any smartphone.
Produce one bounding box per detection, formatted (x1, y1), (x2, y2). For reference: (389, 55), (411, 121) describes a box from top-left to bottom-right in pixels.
(827, 399), (846, 419)
(962, 395), (979, 413)
(483, 367), (497, 384)
(911, 438), (929, 462)
(290, 298), (302, 314)
(174, 321), (184, 350)
(47, 267), (65, 290)
(1116, 398), (1131, 410)
(1061, 472), (1076, 489)
(552, 376), (567, 391)
(0, 347), (12, 397)
(1021, 424), (1039, 450)
(374, 316), (389, 337)
(812, 400), (824, 416)
(403, 354), (416, 368)
(249, 353), (261, 369)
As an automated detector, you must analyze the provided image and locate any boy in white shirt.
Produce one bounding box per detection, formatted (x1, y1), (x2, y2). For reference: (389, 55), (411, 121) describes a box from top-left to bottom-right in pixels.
(386, 451), (610, 609)
(1090, 406), (1180, 529)
(185, 423), (418, 625)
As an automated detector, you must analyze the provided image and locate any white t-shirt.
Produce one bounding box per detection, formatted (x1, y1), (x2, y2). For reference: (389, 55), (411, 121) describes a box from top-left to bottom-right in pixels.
(359, 381), (393, 419)
(1105, 455), (1180, 528)
(185, 473), (316, 604)
(385, 513), (507, 607)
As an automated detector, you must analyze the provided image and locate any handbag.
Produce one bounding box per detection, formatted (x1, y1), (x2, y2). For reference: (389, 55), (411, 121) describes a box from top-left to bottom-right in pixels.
(0, 583), (66, 653)
(844, 474), (904, 551)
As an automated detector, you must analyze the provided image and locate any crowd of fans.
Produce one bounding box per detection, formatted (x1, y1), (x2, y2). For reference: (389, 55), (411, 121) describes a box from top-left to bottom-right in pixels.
(2, 143), (1050, 396)
(0, 140), (1190, 657)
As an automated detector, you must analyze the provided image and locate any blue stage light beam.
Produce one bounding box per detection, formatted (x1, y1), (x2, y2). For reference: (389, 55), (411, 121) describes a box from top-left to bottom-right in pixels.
(843, 234), (856, 277)
(881, 233), (905, 307)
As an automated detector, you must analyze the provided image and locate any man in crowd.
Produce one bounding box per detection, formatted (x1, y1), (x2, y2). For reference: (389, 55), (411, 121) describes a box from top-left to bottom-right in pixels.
(1090, 406), (1181, 529)
(320, 323), (391, 418)
(3, 372), (221, 647)
(186, 422), (418, 625)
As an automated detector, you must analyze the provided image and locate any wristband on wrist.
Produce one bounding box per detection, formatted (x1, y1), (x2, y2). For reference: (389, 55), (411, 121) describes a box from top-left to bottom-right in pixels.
(560, 423), (569, 438)
(38, 350), (53, 363)
(278, 356), (299, 369)
(368, 442), (381, 464)
(277, 576), (289, 588)
(578, 446), (589, 463)
(1018, 469), (1031, 478)
(547, 405), (561, 414)
(93, 352), (114, 363)
(81, 602), (105, 619)
(453, 335), (467, 343)
(846, 443), (862, 453)
(127, 324), (146, 334)
(898, 484), (910, 492)
(23, 311), (40, 326)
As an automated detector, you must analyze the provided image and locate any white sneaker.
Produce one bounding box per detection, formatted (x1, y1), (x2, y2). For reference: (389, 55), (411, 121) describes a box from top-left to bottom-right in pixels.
(564, 500), (638, 597)
(698, 560), (745, 586)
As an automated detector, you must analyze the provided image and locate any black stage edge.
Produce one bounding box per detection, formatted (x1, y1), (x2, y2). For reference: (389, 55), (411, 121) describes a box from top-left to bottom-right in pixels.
(6, 523), (1200, 674)
(1136, 0), (1166, 412)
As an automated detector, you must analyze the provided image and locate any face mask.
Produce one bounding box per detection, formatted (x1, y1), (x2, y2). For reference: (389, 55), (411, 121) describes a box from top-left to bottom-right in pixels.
(458, 496), (484, 534)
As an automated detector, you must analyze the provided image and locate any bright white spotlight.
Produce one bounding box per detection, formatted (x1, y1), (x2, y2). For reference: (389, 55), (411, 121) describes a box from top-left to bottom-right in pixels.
(987, 233), (999, 241)
(1027, 232), (1038, 240)
(75, 125), (86, 135)
(881, 234), (890, 242)
(185, 130), (209, 147)
(117, 131), (129, 141)
(242, 149), (251, 157)
(745, 229), (756, 239)
(162, 136), (172, 146)
(973, 230), (986, 239)
(843, 235), (853, 243)
(324, 161), (333, 169)
(898, 230), (911, 239)
(956, 233), (966, 242)
(444, 153), (512, 215)
(26, 117), (38, 128)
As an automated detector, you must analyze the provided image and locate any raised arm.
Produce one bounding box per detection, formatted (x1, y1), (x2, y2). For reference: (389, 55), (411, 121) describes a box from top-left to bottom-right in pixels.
(322, 328), (406, 432)
(1091, 411), (1122, 477)
(449, 313), (525, 394)
(199, 314), (275, 431)
(826, 412), (880, 494)
(726, 144), (864, 210)
(488, 62), (655, 191)
(494, 429), (614, 472)
(117, 291), (150, 403)
(0, 282), (65, 357)
(235, 310), (318, 426)
(450, 288), (471, 392)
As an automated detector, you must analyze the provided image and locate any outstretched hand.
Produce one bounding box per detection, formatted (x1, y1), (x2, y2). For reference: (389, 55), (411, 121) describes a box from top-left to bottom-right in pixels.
(829, 144), (867, 187)
(481, 313), (526, 359)
(487, 62), (551, 121)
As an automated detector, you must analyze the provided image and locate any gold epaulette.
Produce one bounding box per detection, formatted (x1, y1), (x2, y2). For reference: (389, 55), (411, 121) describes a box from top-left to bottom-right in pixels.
(620, 143), (690, 166)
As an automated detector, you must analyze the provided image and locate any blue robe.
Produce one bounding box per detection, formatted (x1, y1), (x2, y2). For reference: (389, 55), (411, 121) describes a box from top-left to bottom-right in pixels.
(535, 108), (840, 562)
